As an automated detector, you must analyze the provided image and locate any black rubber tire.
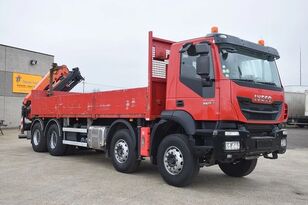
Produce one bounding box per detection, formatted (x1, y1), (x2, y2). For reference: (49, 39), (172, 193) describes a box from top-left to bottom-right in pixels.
(46, 123), (67, 156)
(110, 129), (140, 173)
(31, 122), (47, 152)
(219, 159), (257, 177)
(157, 134), (199, 187)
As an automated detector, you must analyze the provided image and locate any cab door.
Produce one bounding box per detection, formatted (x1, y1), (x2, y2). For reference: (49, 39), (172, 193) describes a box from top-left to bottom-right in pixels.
(174, 43), (218, 121)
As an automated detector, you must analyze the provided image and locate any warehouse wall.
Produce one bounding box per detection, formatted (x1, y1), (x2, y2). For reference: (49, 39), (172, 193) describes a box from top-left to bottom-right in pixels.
(0, 96), (4, 120)
(0, 46), (5, 70)
(0, 44), (54, 128)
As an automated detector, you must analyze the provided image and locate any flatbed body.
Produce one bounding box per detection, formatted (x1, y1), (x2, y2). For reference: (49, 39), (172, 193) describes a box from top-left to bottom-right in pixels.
(30, 87), (153, 119)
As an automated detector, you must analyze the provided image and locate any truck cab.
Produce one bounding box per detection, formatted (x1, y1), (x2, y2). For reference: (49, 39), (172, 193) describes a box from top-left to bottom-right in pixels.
(149, 28), (287, 185)
(156, 27), (287, 170)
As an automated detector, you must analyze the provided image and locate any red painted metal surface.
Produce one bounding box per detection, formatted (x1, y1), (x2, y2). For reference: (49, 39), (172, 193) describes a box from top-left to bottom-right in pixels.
(140, 127), (151, 157)
(30, 88), (148, 119)
(147, 31), (174, 119)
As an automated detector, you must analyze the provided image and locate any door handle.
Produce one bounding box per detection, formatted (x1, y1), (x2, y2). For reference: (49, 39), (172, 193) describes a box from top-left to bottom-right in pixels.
(176, 100), (184, 107)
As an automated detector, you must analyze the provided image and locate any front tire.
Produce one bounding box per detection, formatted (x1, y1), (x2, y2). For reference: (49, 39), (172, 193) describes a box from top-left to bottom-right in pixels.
(219, 159), (257, 177)
(110, 129), (140, 173)
(46, 123), (67, 156)
(31, 122), (47, 152)
(157, 134), (199, 187)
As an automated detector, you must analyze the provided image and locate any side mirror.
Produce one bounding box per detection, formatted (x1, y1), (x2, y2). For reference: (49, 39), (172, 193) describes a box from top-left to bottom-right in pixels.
(180, 42), (210, 56)
(196, 43), (211, 76)
(195, 43), (210, 55)
(196, 54), (210, 76)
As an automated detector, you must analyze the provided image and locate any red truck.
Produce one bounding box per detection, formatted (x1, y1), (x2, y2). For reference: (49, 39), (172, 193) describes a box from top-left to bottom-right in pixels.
(20, 28), (288, 187)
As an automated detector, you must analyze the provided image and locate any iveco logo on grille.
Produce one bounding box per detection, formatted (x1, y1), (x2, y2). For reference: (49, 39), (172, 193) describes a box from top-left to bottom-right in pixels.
(252, 94), (273, 104)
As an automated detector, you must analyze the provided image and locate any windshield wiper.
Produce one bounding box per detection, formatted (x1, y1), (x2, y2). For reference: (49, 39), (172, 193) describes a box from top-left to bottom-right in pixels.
(233, 79), (277, 86)
(237, 66), (242, 78)
(256, 81), (276, 86)
(233, 78), (255, 83)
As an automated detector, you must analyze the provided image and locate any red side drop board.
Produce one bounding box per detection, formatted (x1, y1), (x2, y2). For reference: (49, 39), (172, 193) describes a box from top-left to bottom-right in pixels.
(30, 88), (148, 119)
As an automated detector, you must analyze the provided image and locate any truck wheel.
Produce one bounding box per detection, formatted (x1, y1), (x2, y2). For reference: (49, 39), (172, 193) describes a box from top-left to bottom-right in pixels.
(31, 122), (47, 152)
(46, 123), (67, 156)
(219, 159), (257, 177)
(110, 129), (140, 173)
(157, 134), (199, 187)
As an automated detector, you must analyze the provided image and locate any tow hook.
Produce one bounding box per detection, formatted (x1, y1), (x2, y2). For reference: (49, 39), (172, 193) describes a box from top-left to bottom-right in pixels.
(264, 152), (278, 159)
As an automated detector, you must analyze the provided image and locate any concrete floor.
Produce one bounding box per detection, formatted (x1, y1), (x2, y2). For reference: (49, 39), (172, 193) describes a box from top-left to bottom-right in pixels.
(0, 128), (307, 205)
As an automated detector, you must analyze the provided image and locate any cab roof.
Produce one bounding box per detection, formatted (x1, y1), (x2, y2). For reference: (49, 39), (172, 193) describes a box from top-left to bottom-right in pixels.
(207, 33), (280, 59)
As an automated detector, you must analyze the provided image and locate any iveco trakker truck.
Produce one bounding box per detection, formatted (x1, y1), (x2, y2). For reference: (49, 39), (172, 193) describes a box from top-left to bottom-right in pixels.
(20, 27), (288, 187)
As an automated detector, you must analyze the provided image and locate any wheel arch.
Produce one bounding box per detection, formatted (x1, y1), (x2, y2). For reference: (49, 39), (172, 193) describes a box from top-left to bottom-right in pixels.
(160, 110), (196, 135)
(30, 118), (44, 134)
(150, 110), (196, 164)
(44, 118), (62, 137)
(106, 119), (137, 156)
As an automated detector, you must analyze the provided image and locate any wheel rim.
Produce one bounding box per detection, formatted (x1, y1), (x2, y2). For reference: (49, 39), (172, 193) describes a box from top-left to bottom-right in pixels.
(50, 131), (57, 149)
(33, 129), (40, 146)
(114, 139), (129, 163)
(163, 146), (184, 175)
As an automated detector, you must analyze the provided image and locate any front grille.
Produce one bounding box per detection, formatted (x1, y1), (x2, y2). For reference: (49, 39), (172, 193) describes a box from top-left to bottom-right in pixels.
(244, 124), (274, 132)
(243, 124), (275, 136)
(237, 97), (282, 121)
(256, 140), (273, 149)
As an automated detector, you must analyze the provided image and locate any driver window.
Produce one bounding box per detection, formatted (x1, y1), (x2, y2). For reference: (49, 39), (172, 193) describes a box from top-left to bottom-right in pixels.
(181, 53), (201, 80)
(180, 50), (214, 97)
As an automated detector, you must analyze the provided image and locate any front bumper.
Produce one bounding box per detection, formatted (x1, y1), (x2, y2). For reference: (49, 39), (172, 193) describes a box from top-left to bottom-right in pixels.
(192, 128), (287, 162)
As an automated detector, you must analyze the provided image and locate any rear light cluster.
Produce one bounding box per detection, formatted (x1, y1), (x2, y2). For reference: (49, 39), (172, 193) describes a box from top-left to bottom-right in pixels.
(283, 103), (288, 120)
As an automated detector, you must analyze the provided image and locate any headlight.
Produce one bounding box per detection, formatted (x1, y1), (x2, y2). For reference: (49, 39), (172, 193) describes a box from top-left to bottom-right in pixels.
(282, 130), (288, 136)
(281, 138), (287, 147)
(225, 141), (240, 150)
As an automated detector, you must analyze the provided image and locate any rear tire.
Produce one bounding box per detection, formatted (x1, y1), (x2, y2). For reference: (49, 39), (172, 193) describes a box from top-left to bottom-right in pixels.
(157, 134), (199, 187)
(110, 129), (140, 173)
(219, 159), (257, 177)
(31, 122), (47, 152)
(46, 123), (67, 156)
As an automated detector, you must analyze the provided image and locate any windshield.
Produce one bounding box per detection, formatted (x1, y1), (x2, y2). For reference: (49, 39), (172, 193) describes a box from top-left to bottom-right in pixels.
(220, 49), (282, 88)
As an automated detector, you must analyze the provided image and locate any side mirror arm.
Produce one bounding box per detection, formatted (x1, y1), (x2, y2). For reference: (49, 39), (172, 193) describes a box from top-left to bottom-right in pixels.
(200, 75), (213, 87)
